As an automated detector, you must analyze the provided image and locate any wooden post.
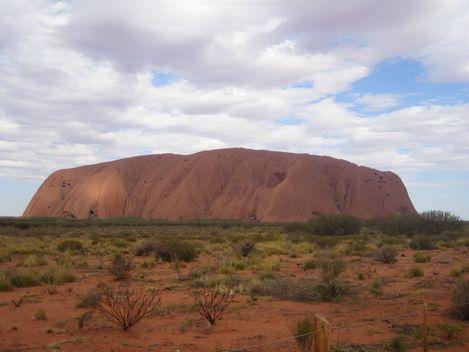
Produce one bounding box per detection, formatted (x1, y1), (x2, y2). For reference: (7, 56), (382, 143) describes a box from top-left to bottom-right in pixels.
(423, 303), (429, 352)
(314, 315), (329, 352)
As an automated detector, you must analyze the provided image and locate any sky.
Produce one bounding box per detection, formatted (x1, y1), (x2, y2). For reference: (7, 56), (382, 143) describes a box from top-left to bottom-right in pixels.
(0, 0), (468, 218)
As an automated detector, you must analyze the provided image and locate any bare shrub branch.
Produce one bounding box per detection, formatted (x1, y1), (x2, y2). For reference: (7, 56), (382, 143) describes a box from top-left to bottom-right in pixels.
(96, 284), (161, 330)
(193, 286), (235, 325)
(11, 291), (29, 307)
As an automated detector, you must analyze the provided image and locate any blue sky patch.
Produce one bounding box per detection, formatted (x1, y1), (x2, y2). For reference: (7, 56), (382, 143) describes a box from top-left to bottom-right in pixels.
(336, 58), (469, 115)
(151, 70), (179, 87)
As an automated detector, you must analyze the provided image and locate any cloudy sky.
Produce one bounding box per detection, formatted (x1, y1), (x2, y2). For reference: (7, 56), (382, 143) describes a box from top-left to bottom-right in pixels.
(1, 0), (469, 218)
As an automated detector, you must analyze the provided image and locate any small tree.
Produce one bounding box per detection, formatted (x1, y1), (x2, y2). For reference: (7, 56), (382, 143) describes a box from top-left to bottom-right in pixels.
(193, 286), (235, 325)
(96, 284), (161, 330)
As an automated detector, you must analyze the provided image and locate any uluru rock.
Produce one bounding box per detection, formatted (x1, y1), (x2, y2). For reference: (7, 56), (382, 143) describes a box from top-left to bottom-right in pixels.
(23, 148), (416, 221)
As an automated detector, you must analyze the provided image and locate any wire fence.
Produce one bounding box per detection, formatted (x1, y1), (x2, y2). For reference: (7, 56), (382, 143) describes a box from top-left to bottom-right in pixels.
(222, 300), (469, 352)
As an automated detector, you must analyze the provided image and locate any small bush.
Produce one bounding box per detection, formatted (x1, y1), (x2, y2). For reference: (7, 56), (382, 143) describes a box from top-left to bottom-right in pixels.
(77, 287), (104, 308)
(413, 252), (431, 263)
(109, 255), (134, 281)
(57, 240), (84, 253)
(409, 235), (435, 250)
(9, 270), (42, 288)
(303, 259), (316, 271)
(155, 240), (198, 262)
(21, 254), (47, 267)
(234, 240), (255, 257)
(34, 309), (47, 320)
(406, 267), (424, 278)
(41, 267), (75, 285)
(452, 281), (469, 320)
(134, 240), (158, 256)
(316, 260), (347, 301)
(140, 257), (156, 269)
(389, 336), (408, 352)
(97, 284), (162, 330)
(291, 317), (314, 352)
(376, 246), (397, 264)
(251, 277), (318, 302)
(450, 268), (462, 277)
(310, 214), (361, 236)
(193, 286), (235, 325)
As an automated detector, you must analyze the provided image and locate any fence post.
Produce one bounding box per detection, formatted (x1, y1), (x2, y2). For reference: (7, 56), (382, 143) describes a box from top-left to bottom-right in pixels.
(314, 315), (329, 352)
(423, 303), (429, 352)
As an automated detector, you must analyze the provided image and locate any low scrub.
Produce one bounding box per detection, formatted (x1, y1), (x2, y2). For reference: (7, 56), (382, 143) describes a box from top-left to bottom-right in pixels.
(406, 267), (424, 278)
(155, 239), (198, 262)
(251, 277), (319, 302)
(316, 260), (348, 301)
(452, 281), (469, 320)
(57, 239), (84, 253)
(134, 240), (158, 257)
(77, 286), (104, 308)
(376, 246), (397, 264)
(233, 240), (255, 257)
(109, 255), (134, 281)
(291, 317), (314, 352)
(310, 214), (361, 236)
(413, 252), (431, 263)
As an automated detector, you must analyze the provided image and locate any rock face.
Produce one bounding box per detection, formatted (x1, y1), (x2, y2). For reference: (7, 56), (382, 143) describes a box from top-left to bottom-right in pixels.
(23, 148), (416, 221)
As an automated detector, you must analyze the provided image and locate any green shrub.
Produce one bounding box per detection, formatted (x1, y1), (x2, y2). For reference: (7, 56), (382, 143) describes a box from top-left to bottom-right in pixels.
(8, 269), (41, 288)
(291, 317), (314, 352)
(303, 259), (316, 271)
(450, 268), (462, 277)
(135, 240), (158, 256)
(57, 239), (84, 253)
(21, 254), (48, 267)
(376, 246), (397, 264)
(389, 336), (408, 352)
(409, 235), (436, 250)
(347, 239), (367, 256)
(41, 267), (75, 285)
(406, 267), (424, 278)
(420, 210), (464, 235)
(374, 214), (421, 236)
(413, 252), (431, 263)
(452, 281), (469, 320)
(140, 257), (156, 269)
(0, 270), (13, 291)
(310, 214), (361, 236)
(316, 260), (347, 301)
(155, 239), (198, 262)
